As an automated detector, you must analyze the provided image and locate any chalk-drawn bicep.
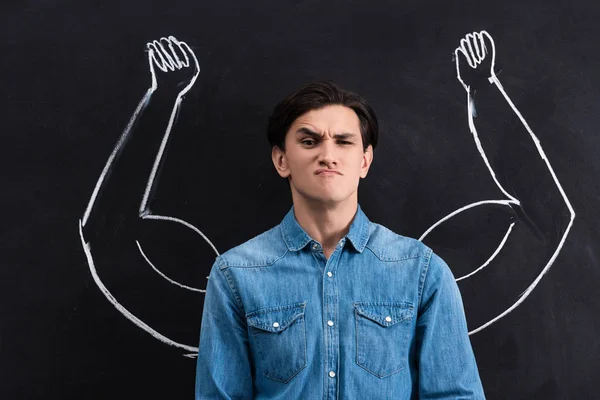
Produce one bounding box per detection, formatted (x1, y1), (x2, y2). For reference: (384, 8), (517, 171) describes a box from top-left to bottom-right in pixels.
(420, 200), (516, 253)
(137, 214), (218, 292)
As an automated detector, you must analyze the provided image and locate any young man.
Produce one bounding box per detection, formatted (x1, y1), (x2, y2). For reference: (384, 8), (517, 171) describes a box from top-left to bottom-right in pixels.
(195, 81), (485, 399)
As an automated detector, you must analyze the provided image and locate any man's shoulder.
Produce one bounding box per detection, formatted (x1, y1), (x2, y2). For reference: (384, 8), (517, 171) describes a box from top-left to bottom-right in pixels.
(366, 222), (433, 262)
(216, 224), (287, 269)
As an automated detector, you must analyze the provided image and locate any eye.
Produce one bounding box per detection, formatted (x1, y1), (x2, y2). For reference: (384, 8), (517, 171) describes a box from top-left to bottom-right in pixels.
(301, 139), (316, 146)
(338, 140), (353, 145)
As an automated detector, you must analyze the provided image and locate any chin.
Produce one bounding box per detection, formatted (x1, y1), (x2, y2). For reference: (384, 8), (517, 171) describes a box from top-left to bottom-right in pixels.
(292, 182), (355, 206)
(308, 191), (352, 207)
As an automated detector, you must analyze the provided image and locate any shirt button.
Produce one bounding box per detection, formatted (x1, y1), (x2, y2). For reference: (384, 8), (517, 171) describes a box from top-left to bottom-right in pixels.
(327, 320), (334, 327)
(385, 316), (392, 322)
(327, 272), (333, 278)
(312, 243), (319, 250)
(272, 322), (280, 328)
(329, 371), (336, 378)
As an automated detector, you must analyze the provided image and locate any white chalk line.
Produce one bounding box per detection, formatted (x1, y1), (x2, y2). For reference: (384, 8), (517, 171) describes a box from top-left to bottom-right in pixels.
(82, 37), (194, 226)
(448, 30), (576, 335)
(135, 214), (221, 293)
(419, 199), (518, 241)
(147, 36), (191, 73)
(455, 32), (520, 204)
(140, 37), (199, 216)
(80, 37), (209, 355)
(456, 222), (515, 282)
(79, 219), (199, 353)
(141, 214), (220, 257)
(81, 89), (154, 227)
(136, 241), (205, 293)
(467, 77), (576, 335)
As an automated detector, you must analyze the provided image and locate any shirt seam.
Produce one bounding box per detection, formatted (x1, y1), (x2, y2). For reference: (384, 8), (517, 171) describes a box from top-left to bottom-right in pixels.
(363, 244), (422, 262)
(216, 258), (246, 315)
(223, 255), (288, 269)
(417, 247), (434, 313)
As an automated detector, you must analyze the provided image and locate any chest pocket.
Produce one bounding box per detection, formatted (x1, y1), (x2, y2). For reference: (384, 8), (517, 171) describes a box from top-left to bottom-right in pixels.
(246, 302), (307, 383)
(354, 302), (414, 378)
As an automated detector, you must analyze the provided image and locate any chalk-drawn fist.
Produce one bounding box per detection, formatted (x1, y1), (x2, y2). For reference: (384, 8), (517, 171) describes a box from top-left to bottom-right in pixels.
(146, 36), (200, 97)
(454, 30), (496, 93)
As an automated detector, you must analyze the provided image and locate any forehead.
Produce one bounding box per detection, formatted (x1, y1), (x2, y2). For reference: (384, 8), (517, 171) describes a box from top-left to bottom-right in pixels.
(290, 105), (360, 133)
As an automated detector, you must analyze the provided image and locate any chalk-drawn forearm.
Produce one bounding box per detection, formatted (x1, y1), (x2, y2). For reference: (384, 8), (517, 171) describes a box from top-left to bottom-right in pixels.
(78, 37), (209, 355)
(455, 31), (523, 204)
(81, 37), (199, 237)
(454, 31), (573, 223)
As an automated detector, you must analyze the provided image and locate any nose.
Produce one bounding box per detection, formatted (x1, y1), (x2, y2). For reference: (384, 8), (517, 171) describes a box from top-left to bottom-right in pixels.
(318, 138), (338, 168)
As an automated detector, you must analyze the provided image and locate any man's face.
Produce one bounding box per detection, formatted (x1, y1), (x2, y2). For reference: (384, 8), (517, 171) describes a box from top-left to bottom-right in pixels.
(272, 105), (373, 207)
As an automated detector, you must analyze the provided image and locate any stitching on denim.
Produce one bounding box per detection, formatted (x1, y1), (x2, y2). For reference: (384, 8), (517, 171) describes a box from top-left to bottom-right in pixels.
(248, 312), (304, 332)
(280, 215), (312, 252)
(353, 220), (370, 253)
(417, 248), (434, 313)
(226, 248), (289, 268)
(353, 301), (414, 308)
(354, 303), (414, 326)
(217, 261), (246, 315)
(355, 308), (361, 367)
(258, 315), (307, 383)
(354, 307), (407, 378)
(279, 221), (293, 251)
(356, 361), (405, 379)
(364, 244), (423, 262)
(246, 301), (307, 317)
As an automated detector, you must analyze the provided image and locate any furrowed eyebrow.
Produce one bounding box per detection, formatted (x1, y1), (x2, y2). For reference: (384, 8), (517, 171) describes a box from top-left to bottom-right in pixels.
(296, 127), (321, 138)
(296, 127), (357, 140)
(333, 132), (357, 140)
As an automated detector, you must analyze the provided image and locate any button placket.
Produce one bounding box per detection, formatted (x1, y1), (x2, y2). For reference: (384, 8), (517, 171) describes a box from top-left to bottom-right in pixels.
(322, 247), (343, 399)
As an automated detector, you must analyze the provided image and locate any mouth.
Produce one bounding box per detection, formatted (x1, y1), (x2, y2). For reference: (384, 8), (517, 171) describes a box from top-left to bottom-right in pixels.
(315, 169), (342, 176)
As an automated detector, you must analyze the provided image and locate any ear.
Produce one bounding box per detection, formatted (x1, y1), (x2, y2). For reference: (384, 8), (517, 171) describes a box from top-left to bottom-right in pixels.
(360, 145), (373, 178)
(271, 146), (291, 178)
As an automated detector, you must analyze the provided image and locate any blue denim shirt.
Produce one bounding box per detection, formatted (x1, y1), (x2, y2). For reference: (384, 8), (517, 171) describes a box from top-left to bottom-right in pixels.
(195, 205), (485, 399)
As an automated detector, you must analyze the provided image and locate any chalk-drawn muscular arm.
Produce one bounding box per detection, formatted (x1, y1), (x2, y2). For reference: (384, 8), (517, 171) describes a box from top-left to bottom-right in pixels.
(454, 31), (573, 225)
(421, 31), (575, 333)
(81, 36), (217, 284)
(79, 37), (212, 354)
(81, 37), (199, 239)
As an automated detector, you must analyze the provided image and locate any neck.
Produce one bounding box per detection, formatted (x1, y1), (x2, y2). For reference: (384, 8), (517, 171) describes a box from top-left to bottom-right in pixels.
(291, 194), (358, 250)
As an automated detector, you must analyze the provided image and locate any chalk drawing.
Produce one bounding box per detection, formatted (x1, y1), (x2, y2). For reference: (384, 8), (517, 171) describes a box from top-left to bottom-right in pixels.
(79, 36), (216, 355)
(78, 32), (576, 352)
(420, 31), (576, 334)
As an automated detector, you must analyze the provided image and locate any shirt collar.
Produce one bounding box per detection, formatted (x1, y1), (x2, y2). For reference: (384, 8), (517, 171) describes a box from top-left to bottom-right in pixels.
(279, 204), (371, 253)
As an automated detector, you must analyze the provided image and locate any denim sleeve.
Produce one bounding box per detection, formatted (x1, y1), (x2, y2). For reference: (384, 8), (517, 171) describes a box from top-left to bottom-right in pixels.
(416, 252), (486, 399)
(195, 260), (253, 400)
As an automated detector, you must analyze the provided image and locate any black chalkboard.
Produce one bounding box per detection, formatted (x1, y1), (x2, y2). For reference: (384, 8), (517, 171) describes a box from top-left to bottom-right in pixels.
(2, 0), (599, 398)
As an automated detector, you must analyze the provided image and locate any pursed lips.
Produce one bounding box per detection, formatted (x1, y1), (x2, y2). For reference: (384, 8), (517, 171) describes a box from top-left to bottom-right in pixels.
(315, 169), (342, 176)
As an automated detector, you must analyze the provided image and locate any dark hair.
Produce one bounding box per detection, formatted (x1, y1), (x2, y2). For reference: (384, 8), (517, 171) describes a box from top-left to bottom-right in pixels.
(267, 80), (378, 152)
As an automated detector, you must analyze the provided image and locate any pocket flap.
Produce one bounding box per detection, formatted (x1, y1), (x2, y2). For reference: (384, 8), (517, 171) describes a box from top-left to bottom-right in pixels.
(246, 302), (306, 333)
(354, 302), (414, 327)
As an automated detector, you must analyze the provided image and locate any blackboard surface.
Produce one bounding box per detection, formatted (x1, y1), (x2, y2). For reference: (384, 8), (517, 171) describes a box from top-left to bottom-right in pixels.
(2, 0), (599, 398)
